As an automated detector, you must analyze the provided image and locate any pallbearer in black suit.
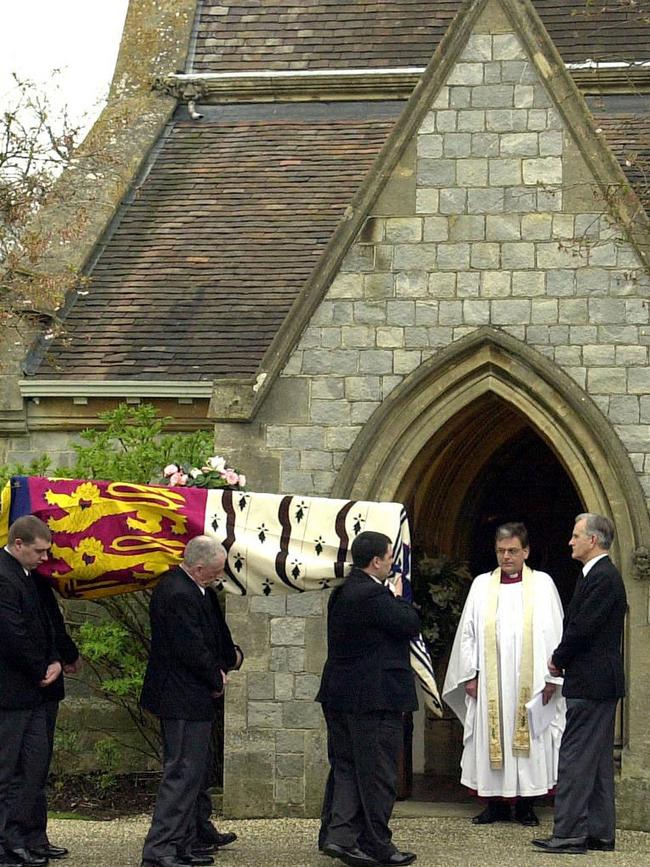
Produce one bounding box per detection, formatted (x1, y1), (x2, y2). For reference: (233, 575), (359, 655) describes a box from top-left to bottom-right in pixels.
(317, 531), (420, 867)
(140, 536), (234, 867)
(533, 513), (627, 855)
(0, 516), (61, 867)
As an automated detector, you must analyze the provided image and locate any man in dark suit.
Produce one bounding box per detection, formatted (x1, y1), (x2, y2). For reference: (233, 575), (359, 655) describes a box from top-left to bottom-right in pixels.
(10, 574), (81, 861)
(140, 536), (235, 867)
(0, 516), (61, 867)
(533, 513), (627, 855)
(317, 531), (420, 867)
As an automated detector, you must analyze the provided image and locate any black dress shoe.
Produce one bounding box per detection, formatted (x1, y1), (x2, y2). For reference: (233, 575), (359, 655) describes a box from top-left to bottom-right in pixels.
(6, 849), (48, 866)
(472, 801), (511, 824)
(30, 847), (68, 860)
(323, 843), (379, 867)
(586, 837), (615, 851)
(140, 857), (188, 867)
(379, 853), (417, 866)
(515, 806), (539, 826)
(190, 844), (217, 856)
(532, 836), (587, 854)
(195, 831), (237, 849)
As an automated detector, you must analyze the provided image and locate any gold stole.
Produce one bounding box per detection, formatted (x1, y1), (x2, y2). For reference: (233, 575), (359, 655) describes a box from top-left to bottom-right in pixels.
(484, 564), (535, 769)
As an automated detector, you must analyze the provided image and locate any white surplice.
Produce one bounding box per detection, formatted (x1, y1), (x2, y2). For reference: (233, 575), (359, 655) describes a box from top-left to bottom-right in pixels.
(442, 570), (565, 797)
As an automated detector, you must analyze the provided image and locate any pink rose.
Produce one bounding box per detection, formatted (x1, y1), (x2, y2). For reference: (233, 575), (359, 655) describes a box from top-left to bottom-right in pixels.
(169, 471), (188, 486)
(222, 469), (240, 486)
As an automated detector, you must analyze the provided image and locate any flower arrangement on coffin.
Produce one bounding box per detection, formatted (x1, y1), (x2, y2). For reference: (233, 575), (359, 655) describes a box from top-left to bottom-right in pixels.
(161, 455), (246, 490)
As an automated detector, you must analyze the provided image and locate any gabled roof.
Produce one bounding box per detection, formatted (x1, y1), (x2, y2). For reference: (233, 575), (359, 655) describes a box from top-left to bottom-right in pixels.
(191, 0), (650, 72)
(29, 102), (401, 381)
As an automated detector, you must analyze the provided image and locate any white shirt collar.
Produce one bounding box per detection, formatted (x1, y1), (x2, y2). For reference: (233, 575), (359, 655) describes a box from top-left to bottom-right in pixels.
(582, 552), (608, 577)
(4, 546), (29, 576)
(180, 563), (205, 594)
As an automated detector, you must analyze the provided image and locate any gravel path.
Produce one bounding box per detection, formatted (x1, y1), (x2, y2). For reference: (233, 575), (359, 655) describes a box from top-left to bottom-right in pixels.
(47, 811), (650, 867)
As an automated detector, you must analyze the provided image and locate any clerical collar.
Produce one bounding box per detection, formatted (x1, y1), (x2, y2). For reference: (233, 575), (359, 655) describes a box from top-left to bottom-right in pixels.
(500, 571), (522, 584)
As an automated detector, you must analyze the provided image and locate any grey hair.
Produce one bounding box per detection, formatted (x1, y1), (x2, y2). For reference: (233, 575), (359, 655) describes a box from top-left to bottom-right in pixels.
(576, 513), (614, 550)
(184, 535), (227, 567)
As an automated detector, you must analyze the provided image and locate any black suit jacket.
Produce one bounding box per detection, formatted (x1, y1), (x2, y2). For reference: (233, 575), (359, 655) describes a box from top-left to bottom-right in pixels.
(0, 549), (59, 710)
(33, 575), (80, 703)
(552, 555), (626, 700)
(316, 567), (420, 714)
(140, 566), (234, 720)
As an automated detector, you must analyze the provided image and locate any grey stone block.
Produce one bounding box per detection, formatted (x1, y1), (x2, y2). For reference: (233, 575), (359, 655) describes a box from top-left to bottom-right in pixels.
(437, 243), (470, 270)
(417, 159), (456, 186)
(598, 325), (639, 344)
(276, 729), (306, 753)
(340, 245), (374, 273)
(483, 61), (502, 84)
(447, 63), (484, 86)
(274, 672), (295, 701)
(568, 326), (596, 345)
(583, 345), (615, 366)
(270, 617), (306, 647)
(290, 426), (325, 448)
(513, 85), (534, 108)
(359, 350), (393, 374)
(488, 159), (522, 186)
(536, 189), (563, 212)
(423, 217), (449, 242)
(394, 243), (437, 270)
(283, 700), (323, 729)
(415, 301), (439, 326)
(554, 346), (582, 366)
(513, 271), (545, 297)
(471, 132), (499, 156)
(461, 34), (492, 62)
(276, 753), (304, 778)
(628, 368), (650, 395)
(449, 214), (485, 241)
(539, 130), (564, 156)
(426, 327), (453, 347)
(385, 218), (423, 243)
(615, 425), (650, 452)
(387, 300), (416, 325)
(294, 673), (321, 701)
(526, 325), (550, 344)
(500, 133), (538, 156)
(251, 596), (287, 616)
(353, 301), (387, 325)
(533, 85), (553, 108)
(493, 34), (527, 60)
(523, 157), (562, 185)
(616, 346), (647, 365)
(458, 111), (487, 133)
(301, 450), (333, 471)
(486, 214), (521, 240)
(345, 376), (382, 401)
(625, 299), (650, 324)
(503, 186), (536, 212)
(274, 776), (305, 804)
(470, 242), (500, 269)
(309, 401), (351, 426)
(443, 133), (472, 157)
(319, 328), (342, 349)
(531, 299), (559, 323)
(471, 84), (514, 109)
(341, 325), (373, 348)
(609, 396), (640, 424)
(311, 379), (345, 400)
(248, 701), (283, 728)
(287, 647), (306, 671)
(588, 298), (626, 324)
(457, 158), (488, 186)
(417, 134), (443, 158)
(248, 673), (276, 701)
(286, 592), (325, 617)
(266, 425), (291, 448)
(521, 214), (552, 240)
(491, 300), (531, 324)
(404, 327), (430, 348)
(463, 299), (490, 325)
(363, 274), (394, 300)
(439, 188), (467, 214)
(328, 273), (364, 299)
(395, 270), (428, 297)
(393, 350), (423, 374)
(546, 270), (575, 297)
(486, 109), (528, 132)
(456, 272), (480, 297)
(302, 350), (358, 375)
(436, 110), (457, 132)
(428, 272), (457, 297)
(377, 326), (405, 348)
(449, 86), (472, 109)
(467, 188), (504, 213)
(438, 301), (463, 325)
(588, 368), (627, 394)
(501, 61), (534, 84)
(501, 242), (535, 269)
(480, 271), (511, 297)
(536, 243), (580, 270)
(325, 426), (361, 449)
(526, 109), (548, 131)
(415, 188), (440, 214)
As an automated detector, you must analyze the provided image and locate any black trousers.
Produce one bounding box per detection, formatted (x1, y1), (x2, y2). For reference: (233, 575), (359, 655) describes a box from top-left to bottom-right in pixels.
(142, 718), (212, 862)
(553, 698), (618, 841)
(0, 705), (49, 855)
(324, 708), (402, 861)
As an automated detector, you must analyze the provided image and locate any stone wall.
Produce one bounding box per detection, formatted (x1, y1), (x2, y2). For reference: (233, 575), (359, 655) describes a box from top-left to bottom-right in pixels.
(219, 11), (650, 820)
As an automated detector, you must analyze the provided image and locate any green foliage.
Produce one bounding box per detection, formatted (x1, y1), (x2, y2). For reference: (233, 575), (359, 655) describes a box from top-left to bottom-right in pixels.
(411, 552), (473, 666)
(93, 737), (121, 791)
(68, 403), (213, 484)
(0, 455), (51, 489)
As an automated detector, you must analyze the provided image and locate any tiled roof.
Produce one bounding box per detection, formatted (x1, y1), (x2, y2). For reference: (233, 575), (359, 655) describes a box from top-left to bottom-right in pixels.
(31, 103), (401, 380)
(191, 0), (650, 73)
(594, 112), (650, 213)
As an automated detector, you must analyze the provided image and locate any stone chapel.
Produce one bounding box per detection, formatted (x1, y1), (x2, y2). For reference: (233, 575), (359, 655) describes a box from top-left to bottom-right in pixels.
(1, 0), (649, 828)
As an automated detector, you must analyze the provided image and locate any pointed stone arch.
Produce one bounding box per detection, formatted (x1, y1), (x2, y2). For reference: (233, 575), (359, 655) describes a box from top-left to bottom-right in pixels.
(333, 327), (649, 565)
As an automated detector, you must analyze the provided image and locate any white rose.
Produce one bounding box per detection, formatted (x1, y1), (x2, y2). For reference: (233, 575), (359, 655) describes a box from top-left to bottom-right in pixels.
(189, 467), (202, 479)
(206, 455), (226, 472)
(163, 463), (180, 477)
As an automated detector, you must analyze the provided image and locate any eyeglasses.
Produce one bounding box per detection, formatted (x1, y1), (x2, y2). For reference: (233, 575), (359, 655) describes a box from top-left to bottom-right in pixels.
(496, 547), (523, 557)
